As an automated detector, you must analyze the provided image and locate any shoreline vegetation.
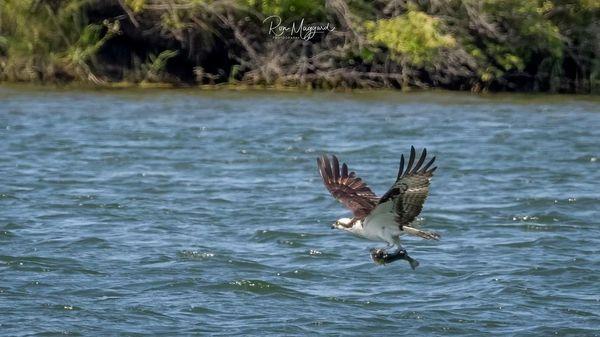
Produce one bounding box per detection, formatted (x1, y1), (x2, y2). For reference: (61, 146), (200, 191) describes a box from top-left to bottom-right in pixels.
(0, 1), (598, 93)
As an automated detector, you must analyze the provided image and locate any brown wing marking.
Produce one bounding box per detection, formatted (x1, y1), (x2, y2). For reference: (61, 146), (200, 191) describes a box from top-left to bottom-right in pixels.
(317, 154), (379, 219)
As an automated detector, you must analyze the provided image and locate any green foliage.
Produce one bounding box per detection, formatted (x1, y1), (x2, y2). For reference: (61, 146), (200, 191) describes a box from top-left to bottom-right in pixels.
(125, 0), (146, 12)
(461, 0), (564, 86)
(243, 0), (326, 18)
(0, 0), (597, 92)
(0, 0), (118, 82)
(229, 64), (241, 82)
(64, 21), (120, 72)
(365, 10), (456, 67)
(146, 49), (179, 81)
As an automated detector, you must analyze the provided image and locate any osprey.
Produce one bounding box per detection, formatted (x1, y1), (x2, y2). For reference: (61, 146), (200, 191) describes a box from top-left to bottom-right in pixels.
(317, 146), (440, 269)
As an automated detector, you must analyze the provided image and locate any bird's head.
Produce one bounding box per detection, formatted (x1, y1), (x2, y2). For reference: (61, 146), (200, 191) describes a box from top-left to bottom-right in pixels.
(331, 217), (354, 231)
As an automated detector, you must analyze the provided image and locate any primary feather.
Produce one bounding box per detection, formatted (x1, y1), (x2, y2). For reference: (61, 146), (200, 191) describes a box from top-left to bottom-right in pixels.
(317, 154), (379, 219)
(379, 146), (437, 228)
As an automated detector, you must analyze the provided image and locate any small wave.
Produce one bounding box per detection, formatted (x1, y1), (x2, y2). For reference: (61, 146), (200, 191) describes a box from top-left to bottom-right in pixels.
(495, 235), (589, 250)
(76, 202), (125, 209)
(177, 250), (216, 260)
(308, 249), (322, 256)
(184, 305), (219, 314)
(318, 295), (387, 309)
(252, 229), (319, 243)
(511, 215), (540, 222)
(126, 306), (175, 320)
(0, 193), (19, 200)
(292, 249), (339, 261)
(71, 194), (97, 201)
(276, 268), (323, 280)
(229, 279), (283, 291)
(501, 222), (571, 232)
(0, 230), (15, 239)
(276, 239), (304, 248)
(1, 223), (24, 230)
(560, 308), (597, 317)
(214, 279), (303, 297)
(512, 265), (595, 277)
(511, 213), (572, 224)
(61, 288), (124, 299)
(0, 255), (102, 275)
(138, 253), (173, 265)
(225, 258), (270, 271)
(64, 237), (111, 248)
(146, 278), (200, 291)
(176, 250), (270, 272)
(575, 155), (599, 163)
(42, 303), (83, 311)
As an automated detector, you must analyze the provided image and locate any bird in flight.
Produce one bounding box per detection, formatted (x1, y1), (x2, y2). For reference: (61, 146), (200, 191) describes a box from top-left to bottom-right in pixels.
(317, 146), (440, 269)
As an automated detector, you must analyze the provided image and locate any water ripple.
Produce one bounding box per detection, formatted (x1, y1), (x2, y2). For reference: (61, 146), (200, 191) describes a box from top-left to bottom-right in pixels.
(0, 89), (598, 336)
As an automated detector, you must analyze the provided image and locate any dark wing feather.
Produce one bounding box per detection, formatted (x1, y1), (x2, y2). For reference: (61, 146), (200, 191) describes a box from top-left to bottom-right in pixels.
(379, 146), (437, 227)
(317, 154), (379, 219)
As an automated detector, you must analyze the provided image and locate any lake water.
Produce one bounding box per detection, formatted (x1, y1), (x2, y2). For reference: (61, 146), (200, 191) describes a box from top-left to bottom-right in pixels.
(0, 87), (599, 336)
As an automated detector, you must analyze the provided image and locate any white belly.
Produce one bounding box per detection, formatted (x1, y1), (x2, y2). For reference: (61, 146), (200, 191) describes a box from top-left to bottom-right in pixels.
(361, 200), (402, 244)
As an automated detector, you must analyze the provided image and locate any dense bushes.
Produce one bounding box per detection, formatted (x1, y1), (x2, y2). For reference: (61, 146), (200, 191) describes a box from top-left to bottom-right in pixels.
(0, 0), (597, 92)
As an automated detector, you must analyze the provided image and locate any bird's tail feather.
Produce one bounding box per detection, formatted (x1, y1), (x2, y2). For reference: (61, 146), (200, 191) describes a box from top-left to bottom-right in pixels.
(403, 226), (440, 240)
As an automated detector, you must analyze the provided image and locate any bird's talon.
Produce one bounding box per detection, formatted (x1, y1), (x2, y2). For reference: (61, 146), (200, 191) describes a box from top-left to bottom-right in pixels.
(370, 248), (388, 265)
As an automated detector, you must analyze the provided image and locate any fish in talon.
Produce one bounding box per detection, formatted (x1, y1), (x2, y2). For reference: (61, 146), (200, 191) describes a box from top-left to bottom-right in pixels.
(370, 248), (420, 269)
(317, 146), (440, 268)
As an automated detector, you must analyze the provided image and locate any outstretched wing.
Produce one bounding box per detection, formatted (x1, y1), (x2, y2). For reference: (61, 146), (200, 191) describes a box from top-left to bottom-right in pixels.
(378, 146), (437, 227)
(317, 154), (379, 219)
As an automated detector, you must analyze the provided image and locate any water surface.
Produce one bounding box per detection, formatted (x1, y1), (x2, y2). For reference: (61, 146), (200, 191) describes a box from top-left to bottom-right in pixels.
(1, 87), (599, 336)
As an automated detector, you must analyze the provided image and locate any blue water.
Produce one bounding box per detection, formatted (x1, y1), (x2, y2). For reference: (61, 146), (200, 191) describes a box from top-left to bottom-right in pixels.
(0, 87), (599, 336)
